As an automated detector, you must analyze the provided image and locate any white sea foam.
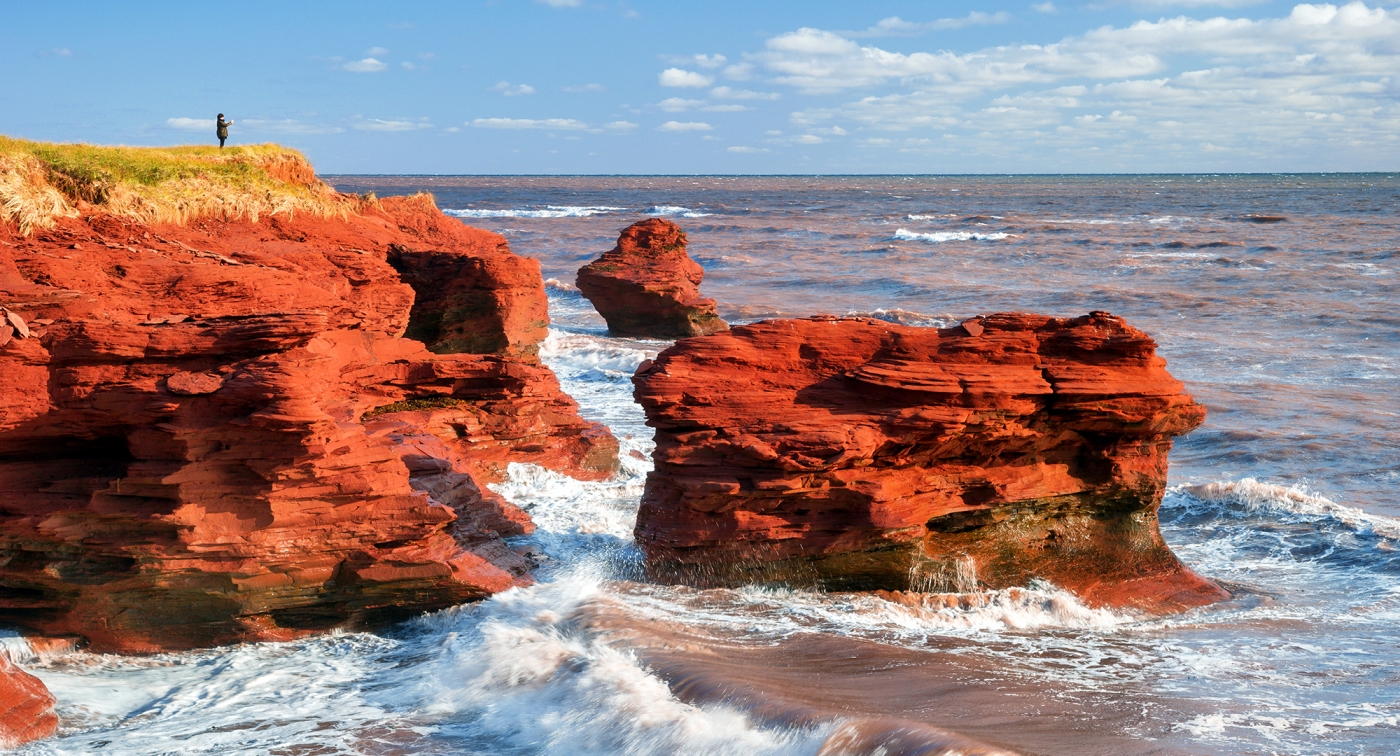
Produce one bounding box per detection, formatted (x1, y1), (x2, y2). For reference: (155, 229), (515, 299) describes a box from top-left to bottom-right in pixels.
(444, 205), (624, 219)
(543, 277), (577, 291)
(893, 229), (1010, 243)
(1171, 478), (1400, 541)
(408, 576), (831, 756)
(539, 329), (658, 374)
(0, 635), (79, 664)
(646, 205), (713, 218)
(842, 308), (956, 328)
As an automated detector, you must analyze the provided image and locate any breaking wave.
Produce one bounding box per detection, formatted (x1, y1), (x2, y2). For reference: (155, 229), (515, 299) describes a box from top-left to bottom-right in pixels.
(444, 205), (624, 219)
(1167, 478), (1400, 542)
(893, 229), (1010, 243)
(647, 205), (713, 218)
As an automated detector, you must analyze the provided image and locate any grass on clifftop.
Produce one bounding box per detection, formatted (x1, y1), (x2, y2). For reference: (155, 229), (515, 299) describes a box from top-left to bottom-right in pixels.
(0, 136), (354, 235)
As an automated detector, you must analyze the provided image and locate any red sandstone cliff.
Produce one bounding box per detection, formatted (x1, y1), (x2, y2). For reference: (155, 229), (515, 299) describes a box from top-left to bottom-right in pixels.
(0, 655), (57, 748)
(576, 218), (728, 338)
(632, 313), (1227, 613)
(0, 194), (617, 653)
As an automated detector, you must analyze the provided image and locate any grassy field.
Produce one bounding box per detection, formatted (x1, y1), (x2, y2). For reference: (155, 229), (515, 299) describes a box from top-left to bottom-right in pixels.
(0, 137), (350, 235)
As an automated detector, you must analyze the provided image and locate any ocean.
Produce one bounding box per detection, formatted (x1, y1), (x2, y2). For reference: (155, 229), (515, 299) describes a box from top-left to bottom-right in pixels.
(9, 174), (1398, 755)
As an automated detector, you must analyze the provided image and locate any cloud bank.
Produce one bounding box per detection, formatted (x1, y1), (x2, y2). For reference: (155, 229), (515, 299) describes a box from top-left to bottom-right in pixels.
(742, 2), (1400, 167)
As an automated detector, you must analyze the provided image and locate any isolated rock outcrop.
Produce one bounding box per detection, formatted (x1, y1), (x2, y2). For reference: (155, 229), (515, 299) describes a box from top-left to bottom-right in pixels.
(0, 654), (57, 747)
(0, 190), (617, 652)
(632, 313), (1227, 613)
(576, 218), (728, 338)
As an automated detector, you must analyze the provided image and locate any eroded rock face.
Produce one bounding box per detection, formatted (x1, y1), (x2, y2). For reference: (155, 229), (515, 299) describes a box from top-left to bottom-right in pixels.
(632, 313), (1227, 613)
(0, 195), (617, 652)
(576, 218), (728, 338)
(0, 655), (57, 747)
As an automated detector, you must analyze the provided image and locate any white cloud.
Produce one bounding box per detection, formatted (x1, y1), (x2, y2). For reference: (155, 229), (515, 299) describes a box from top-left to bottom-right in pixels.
(658, 97), (748, 113)
(472, 118), (589, 130)
(755, 27), (1167, 93)
(366, 46), (389, 56)
(793, 134), (825, 144)
(659, 68), (714, 87)
(727, 146), (771, 153)
(166, 117), (214, 130)
(343, 58), (387, 73)
(659, 97), (704, 112)
(354, 119), (432, 131)
(537, 0), (581, 6)
(711, 86), (781, 100)
(1033, 2), (1058, 13)
(722, 63), (755, 80)
(658, 121), (714, 131)
(563, 83), (606, 92)
(848, 12), (1013, 37)
(605, 120), (639, 130)
(491, 81), (536, 96)
(663, 54), (728, 69)
(747, 3), (1400, 167)
(37, 47), (72, 57)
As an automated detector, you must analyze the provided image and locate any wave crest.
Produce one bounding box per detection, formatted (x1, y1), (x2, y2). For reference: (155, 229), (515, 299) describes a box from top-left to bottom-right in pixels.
(893, 229), (1010, 243)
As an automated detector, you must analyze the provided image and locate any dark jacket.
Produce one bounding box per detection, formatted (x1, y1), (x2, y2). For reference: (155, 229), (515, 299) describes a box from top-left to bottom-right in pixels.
(216, 118), (231, 139)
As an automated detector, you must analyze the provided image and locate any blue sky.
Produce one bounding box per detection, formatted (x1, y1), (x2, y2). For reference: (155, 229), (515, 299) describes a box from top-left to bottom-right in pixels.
(3, 1), (1398, 173)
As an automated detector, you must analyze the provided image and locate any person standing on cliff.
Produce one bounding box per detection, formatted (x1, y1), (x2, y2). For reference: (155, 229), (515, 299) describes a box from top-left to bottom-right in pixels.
(216, 114), (233, 148)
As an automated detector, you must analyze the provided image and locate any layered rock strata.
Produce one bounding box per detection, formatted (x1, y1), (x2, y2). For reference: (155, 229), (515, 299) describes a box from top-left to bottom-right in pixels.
(0, 193), (617, 652)
(0, 655), (57, 748)
(576, 218), (728, 338)
(632, 313), (1227, 613)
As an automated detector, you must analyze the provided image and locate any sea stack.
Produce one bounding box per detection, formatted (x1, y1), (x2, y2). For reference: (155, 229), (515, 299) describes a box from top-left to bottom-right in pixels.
(576, 218), (728, 338)
(0, 142), (616, 652)
(631, 312), (1228, 614)
(0, 655), (58, 747)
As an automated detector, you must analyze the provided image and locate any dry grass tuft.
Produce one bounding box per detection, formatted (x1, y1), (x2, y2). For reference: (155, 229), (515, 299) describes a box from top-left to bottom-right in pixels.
(0, 153), (78, 235)
(0, 136), (356, 234)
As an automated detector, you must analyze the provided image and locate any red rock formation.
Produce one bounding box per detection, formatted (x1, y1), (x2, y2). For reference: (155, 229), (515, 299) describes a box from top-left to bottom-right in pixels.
(0, 194), (616, 652)
(0, 655), (57, 747)
(576, 218), (728, 338)
(632, 313), (1227, 613)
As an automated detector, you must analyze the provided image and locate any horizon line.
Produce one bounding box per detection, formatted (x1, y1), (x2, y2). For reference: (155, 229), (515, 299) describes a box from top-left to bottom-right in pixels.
(322, 171), (1399, 178)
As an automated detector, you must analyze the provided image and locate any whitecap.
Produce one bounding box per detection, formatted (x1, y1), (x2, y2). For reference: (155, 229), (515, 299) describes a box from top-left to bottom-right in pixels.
(445, 205), (625, 219)
(1170, 478), (1400, 541)
(646, 205), (713, 218)
(842, 308), (956, 328)
(407, 576), (832, 756)
(894, 229), (1010, 243)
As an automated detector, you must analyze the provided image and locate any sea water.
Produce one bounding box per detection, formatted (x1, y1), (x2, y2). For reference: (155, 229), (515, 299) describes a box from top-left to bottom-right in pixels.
(9, 175), (1398, 755)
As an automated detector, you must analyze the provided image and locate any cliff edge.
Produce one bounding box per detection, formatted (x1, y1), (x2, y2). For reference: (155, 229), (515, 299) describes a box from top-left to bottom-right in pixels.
(0, 139), (617, 653)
